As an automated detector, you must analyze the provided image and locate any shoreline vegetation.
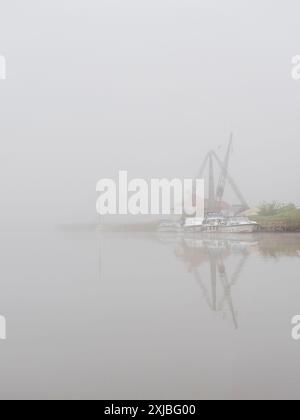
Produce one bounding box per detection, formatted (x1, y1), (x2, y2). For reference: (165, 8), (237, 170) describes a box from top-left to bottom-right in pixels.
(253, 203), (300, 232)
(96, 203), (300, 233)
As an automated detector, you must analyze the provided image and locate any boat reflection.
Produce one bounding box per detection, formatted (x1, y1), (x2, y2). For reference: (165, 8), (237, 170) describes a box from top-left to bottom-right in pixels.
(157, 233), (300, 329)
(58, 225), (300, 331)
(174, 236), (256, 330)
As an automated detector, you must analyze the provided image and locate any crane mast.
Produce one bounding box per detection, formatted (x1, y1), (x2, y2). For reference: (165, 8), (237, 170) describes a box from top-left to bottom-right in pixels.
(216, 133), (233, 211)
(196, 134), (249, 215)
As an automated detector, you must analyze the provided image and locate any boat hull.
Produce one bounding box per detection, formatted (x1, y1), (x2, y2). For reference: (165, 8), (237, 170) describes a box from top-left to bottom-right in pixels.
(201, 223), (259, 233)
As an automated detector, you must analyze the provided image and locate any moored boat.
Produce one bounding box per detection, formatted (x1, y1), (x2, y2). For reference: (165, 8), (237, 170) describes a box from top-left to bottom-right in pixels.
(184, 213), (259, 233)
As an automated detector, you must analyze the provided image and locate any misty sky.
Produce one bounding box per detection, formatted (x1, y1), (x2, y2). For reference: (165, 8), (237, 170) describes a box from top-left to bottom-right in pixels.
(0, 0), (299, 227)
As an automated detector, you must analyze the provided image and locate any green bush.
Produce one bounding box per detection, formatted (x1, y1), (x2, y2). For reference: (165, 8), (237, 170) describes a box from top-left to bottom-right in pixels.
(258, 201), (296, 217)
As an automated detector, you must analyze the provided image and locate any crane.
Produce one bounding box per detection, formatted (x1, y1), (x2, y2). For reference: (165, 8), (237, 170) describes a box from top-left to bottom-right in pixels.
(216, 133), (233, 211)
(196, 134), (249, 214)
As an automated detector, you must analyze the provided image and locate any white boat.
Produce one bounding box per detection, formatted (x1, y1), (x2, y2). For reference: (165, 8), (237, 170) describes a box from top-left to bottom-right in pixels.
(157, 220), (183, 233)
(184, 214), (259, 233)
(184, 217), (204, 229)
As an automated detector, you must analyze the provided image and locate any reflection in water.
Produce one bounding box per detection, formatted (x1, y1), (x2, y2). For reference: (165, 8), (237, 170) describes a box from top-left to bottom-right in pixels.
(173, 236), (255, 330)
(159, 234), (300, 329)
(159, 235), (257, 329)
(94, 227), (300, 331)
(155, 233), (300, 329)
(21, 226), (299, 399)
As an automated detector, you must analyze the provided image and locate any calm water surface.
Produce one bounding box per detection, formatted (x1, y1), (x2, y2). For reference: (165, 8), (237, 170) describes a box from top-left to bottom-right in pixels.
(0, 228), (300, 399)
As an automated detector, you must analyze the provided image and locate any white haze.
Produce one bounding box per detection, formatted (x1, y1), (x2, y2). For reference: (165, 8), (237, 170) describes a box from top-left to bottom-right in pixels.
(0, 0), (300, 228)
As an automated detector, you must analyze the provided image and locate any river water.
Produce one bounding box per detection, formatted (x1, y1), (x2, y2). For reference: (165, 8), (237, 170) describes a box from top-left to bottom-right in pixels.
(0, 228), (300, 399)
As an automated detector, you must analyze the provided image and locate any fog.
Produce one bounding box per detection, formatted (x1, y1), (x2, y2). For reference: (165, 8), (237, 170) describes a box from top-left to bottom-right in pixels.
(1, 2), (300, 400)
(0, 0), (300, 228)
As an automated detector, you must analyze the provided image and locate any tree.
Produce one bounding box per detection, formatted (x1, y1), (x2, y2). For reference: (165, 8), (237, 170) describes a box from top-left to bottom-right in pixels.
(258, 201), (296, 217)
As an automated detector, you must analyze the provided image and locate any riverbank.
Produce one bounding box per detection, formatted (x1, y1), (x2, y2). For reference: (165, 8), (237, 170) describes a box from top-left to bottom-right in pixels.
(96, 209), (300, 233)
(253, 209), (300, 232)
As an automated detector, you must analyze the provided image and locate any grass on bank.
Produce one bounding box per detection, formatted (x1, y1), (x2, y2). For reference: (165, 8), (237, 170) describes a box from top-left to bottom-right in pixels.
(253, 202), (300, 232)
